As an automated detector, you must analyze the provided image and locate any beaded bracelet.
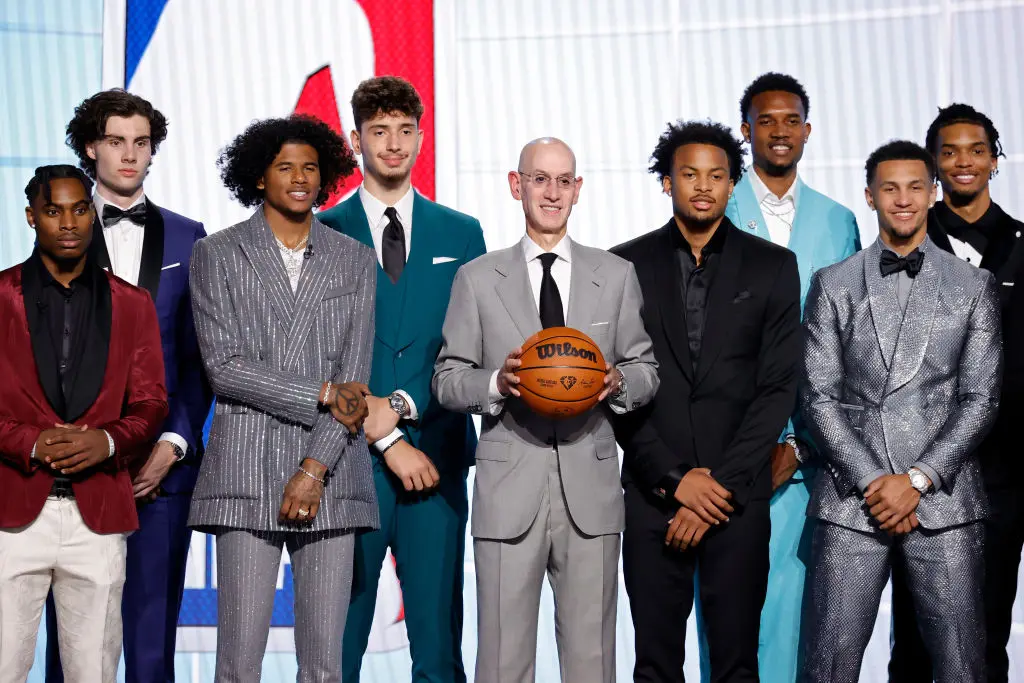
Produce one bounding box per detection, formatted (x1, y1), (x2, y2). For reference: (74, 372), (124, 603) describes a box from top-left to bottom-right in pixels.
(298, 467), (326, 485)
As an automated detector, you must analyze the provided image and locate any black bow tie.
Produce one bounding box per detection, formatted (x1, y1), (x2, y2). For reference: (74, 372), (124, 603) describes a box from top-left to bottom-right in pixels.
(880, 249), (924, 278)
(102, 203), (147, 228)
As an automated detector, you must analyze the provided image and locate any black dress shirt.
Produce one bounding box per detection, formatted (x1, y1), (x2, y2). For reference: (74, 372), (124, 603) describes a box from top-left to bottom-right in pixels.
(34, 257), (94, 413)
(673, 222), (728, 370)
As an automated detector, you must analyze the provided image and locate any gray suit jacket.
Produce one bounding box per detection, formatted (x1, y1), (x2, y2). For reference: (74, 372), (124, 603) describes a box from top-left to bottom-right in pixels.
(188, 209), (379, 534)
(432, 238), (659, 540)
(801, 237), (1002, 532)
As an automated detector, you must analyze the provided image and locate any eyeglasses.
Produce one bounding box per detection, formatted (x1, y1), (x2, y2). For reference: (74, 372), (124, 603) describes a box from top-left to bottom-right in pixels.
(518, 171), (577, 191)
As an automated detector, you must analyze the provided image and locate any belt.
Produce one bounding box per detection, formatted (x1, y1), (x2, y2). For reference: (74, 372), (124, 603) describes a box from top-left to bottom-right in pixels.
(50, 479), (75, 498)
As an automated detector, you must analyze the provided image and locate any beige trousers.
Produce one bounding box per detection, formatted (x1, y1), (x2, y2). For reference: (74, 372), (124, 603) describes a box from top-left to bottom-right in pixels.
(0, 496), (127, 683)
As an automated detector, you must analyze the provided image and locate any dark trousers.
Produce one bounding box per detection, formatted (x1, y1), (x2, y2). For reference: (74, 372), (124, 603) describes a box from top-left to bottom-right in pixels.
(45, 492), (194, 683)
(622, 483), (770, 683)
(889, 491), (1024, 683)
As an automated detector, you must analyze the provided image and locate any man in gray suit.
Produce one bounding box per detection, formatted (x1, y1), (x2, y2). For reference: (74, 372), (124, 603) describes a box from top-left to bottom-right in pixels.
(800, 140), (1002, 683)
(433, 138), (659, 683)
(189, 116), (378, 683)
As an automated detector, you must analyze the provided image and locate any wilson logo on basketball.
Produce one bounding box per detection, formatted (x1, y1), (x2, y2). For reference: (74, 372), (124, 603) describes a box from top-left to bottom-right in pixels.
(537, 342), (599, 363)
(560, 376), (578, 391)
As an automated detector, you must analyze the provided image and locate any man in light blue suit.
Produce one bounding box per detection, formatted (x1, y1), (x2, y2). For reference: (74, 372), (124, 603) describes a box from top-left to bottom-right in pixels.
(318, 76), (486, 683)
(696, 72), (860, 683)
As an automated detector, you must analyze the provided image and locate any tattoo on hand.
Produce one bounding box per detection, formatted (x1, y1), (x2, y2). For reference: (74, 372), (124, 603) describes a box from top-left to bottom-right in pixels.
(335, 386), (360, 416)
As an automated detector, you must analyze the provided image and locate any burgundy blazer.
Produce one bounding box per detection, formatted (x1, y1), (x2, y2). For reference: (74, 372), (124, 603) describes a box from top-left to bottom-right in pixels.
(0, 264), (168, 534)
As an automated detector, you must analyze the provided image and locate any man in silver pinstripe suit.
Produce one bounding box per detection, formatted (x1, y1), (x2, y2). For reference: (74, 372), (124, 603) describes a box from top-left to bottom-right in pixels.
(189, 116), (378, 683)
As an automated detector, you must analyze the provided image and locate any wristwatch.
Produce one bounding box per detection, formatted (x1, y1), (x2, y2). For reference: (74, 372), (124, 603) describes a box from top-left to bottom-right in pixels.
(612, 368), (626, 398)
(388, 392), (411, 419)
(907, 467), (931, 494)
(784, 434), (805, 464)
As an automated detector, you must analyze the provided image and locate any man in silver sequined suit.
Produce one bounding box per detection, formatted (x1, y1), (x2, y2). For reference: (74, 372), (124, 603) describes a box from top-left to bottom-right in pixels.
(799, 140), (1002, 683)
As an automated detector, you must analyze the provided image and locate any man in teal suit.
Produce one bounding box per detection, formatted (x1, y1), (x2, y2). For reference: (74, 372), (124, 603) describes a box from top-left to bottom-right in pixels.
(318, 76), (486, 683)
(696, 72), (861, 683)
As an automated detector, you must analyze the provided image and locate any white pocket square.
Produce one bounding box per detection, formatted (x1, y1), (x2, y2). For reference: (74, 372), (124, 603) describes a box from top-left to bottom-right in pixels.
(591, 321), (609, 326)
(1003, 282), (1014, 287)
(433, 256), (458, 264)
(161, 262), (181, 271)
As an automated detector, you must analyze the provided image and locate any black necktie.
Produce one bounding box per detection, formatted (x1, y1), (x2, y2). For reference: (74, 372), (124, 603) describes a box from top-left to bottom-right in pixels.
(101, 203), (147, 228)
(538, 252), (564, 328)
(382, 207), (406, 284)
(880, 249), (924, 278)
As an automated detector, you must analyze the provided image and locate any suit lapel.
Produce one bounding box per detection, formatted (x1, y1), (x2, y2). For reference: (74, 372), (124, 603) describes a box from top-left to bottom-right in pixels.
(566, 241), (605, 332)
(694, 224), (742, 387)
(20, 258), (64, 415)
(495, 245), (541, 341)
(239, 209), (295, 333)
(653, 224), (694, 382)
(885, 247), (940, 394)
(864, 239), (903, 372)
(729, 176), (771, 241)
(394, 193), (433, 351)
(89, 214), (112, 271)
(136, 199), (165, 300)
(284, 218), (335, 370)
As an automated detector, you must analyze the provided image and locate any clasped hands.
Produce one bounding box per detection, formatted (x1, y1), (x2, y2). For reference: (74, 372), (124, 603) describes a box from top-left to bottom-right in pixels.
(321, 381), (371, 433)
(497, 347), (623, 400)
(33, 423), (111, 474)
(664, 468), (734, 552)
(864, 473), (924, 536)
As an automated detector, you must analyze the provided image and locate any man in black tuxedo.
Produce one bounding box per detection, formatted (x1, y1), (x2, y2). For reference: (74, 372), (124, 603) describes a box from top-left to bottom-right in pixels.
(888, 104), (1024, 683)
(612, 120), (801, 682)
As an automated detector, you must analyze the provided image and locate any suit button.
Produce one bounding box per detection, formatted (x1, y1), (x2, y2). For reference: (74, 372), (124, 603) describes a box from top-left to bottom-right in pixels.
(269, 419), (279, 430)
(881, 405), (888, 413)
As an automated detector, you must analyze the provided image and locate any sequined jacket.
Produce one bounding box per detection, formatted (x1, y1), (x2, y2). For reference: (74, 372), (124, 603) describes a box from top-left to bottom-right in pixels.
(801, 237), (1002, 532)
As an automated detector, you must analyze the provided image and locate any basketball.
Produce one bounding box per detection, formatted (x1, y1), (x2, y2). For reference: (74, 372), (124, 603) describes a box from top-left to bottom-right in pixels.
(516, 326), (607, 419)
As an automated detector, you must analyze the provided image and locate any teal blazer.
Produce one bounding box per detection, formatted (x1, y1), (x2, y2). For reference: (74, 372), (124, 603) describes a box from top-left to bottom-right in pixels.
(726, 174), (861, 477)
(319, 192), (487, 471)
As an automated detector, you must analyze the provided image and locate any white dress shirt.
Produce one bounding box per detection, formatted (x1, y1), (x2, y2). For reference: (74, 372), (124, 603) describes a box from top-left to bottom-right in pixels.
(94, 191), (146, 286)
(748, 168), (799, 248)
(945, 233), (984, 267)
(357, 185), (419, 453)
(93, 190), (187, 458)
(486, 234), (626, 416)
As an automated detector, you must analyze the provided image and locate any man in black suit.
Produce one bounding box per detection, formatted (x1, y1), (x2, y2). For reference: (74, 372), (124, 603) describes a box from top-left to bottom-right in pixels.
(888, 104), (1024, 683)
(612, 120), (801, 683)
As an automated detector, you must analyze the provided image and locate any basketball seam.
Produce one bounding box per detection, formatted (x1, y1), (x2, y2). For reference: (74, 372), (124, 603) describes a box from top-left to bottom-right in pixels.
(517, 383), (603, 403)
(518, 365), (603, 372)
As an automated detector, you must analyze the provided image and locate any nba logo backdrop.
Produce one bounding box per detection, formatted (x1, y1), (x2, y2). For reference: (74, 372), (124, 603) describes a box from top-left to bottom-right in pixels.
(105, 0), (436, 664)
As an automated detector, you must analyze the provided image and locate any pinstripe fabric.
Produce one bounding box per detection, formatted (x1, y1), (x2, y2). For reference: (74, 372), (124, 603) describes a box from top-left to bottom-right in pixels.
(188, 208), (379, 534)
(214, 529), (355, 683)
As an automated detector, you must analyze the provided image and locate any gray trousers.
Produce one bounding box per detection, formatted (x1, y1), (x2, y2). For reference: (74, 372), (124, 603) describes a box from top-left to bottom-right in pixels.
(802, 519), (984, 683)
(474, 450), (619, 683)
(215, 528), (355, 683)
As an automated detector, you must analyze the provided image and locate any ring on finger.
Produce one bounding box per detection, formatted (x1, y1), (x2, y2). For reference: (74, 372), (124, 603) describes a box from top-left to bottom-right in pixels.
(298, 508), (309, 517)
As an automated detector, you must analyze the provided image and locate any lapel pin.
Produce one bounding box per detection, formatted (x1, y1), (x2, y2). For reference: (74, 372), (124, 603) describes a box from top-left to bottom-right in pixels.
(747, 221), (758, 231)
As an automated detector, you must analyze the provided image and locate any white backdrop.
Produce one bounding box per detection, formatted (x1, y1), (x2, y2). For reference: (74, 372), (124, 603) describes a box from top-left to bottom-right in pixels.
(3, 0), (1023, 681)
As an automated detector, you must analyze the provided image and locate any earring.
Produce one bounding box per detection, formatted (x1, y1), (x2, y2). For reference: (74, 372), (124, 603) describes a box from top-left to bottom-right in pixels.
(991, 169), (999, 179)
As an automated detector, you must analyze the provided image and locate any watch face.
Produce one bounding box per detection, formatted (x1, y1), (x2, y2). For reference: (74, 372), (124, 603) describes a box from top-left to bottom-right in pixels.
(390, 395), (407, 416)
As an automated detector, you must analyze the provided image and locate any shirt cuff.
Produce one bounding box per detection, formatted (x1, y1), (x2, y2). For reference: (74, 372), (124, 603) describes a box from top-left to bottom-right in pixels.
(912, 463), (943, 492)
(103, 430), (116, 459)
(857, 469), (887, 495)
(159, 432), (189, 460)
(487, 370), (506, 416)
(372, 428), (404, 454)
(393, 389), (418, 421)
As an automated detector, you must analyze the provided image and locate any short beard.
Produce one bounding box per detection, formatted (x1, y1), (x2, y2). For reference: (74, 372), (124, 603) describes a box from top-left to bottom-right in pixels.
(756, 157), (795, 177)
(942, 184), (984, 206)
(675, 204), (726, 230)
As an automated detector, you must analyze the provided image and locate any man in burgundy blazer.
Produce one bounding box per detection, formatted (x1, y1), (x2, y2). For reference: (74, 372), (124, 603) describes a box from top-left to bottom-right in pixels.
(0, 165), (167, 683)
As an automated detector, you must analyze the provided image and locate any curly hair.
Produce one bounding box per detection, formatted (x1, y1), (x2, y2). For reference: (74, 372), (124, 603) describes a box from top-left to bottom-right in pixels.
(351, 76), (424, 130)
(649, 120), (746, 184)
(924, 103), (1004, 159)
(25, 164), (94, 204)
(217, 115), (357, 208)
(66, 89), (168, 178)
(865, 140), (936, 185)
(739, 72), (810, 123)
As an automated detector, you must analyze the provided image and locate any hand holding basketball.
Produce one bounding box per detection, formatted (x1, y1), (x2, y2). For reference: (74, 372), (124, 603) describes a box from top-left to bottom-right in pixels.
(598, 363), (623, 402)
(497, 347), (523, 397)
(516, 327), (607, 419)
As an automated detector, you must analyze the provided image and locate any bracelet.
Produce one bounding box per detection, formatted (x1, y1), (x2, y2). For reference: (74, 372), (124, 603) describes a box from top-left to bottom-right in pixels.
(322, 381), (334, 406)
(298, 467), (325, 485)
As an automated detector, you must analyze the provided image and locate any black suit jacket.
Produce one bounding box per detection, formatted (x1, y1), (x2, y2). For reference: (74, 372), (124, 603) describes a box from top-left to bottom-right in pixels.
(611, 217), (801, 506)
(929, 203), (1024, 490)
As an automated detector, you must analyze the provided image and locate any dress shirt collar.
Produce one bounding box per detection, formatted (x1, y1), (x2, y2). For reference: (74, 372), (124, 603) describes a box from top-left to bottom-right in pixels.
(748, 166), (799, 209)
(93, 189), (146, 219)
(521, 232), (573, 265)
(31, 249), (94, 292)
(359, 184), (415, 229)
(671, 220), (728, 264)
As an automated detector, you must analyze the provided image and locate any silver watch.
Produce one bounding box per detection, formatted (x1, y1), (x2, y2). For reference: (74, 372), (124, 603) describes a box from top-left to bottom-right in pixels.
(907, 467), (931, 494)
(785, 434), (805, 464)
(388, 392), (411, 419)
